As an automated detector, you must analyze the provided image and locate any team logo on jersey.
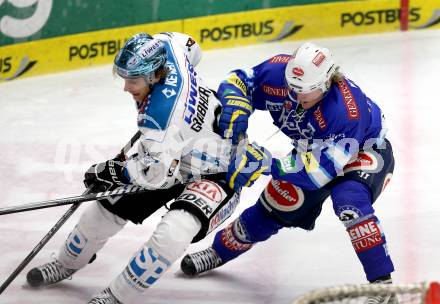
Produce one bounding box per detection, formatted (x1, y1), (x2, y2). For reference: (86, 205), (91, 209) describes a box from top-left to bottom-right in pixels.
(279, 107), (315, 139)
(312, 52), (326, 67)
(292, 67), (304, 76)
(343, 151), (378, 173)
(263, 179), (304, 212)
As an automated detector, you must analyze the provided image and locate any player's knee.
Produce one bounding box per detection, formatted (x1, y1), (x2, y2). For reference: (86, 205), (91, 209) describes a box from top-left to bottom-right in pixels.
(331, 180), (374, 226)
(240, 202), (282, 242)
(77, 202), (126, 241)
(149, 209), (201, 262)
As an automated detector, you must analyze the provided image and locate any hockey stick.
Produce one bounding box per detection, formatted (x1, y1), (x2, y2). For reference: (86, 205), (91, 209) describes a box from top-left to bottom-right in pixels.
(0, 131), (143, 216)
(0, 130), (141, 295)
(0, 184), (146, 215)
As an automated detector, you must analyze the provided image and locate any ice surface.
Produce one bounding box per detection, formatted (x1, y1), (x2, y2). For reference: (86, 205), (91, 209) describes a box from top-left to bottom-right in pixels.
(1, 29), (439, 303)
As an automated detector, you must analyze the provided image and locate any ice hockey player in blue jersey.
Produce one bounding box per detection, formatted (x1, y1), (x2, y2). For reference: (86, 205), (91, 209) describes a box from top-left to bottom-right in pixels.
(181, 42), (396, 296)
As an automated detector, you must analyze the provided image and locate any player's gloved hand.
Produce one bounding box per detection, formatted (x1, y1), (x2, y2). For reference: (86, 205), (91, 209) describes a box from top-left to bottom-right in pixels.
(218, 95), (253, 144)
(84, 158), (130, 192)
(227, 142), (272, 191)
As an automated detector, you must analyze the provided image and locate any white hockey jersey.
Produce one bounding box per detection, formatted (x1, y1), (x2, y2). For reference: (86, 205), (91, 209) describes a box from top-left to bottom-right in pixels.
(124, 32), (232, 189)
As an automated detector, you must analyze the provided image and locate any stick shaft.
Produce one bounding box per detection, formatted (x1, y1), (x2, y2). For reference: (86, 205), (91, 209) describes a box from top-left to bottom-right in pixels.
(0, 130), (142, 295)
(0, 131), (142, 216)
(0, 199), (85, 294)
(0, 185), (144, 215)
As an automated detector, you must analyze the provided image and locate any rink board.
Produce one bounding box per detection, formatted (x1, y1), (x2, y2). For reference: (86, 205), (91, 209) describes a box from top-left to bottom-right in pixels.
(0, 0), (439, 81)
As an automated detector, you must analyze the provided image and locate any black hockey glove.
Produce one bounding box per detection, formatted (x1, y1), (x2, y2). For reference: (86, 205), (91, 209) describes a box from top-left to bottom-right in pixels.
(84, 158), (130, 192)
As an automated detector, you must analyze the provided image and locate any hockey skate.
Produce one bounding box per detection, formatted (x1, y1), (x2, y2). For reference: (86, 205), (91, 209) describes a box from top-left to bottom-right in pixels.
(88, 287), (122, 304)
(26, 253), (96, 287)
(365, 276), (399, 304)
(180, 247), (224, 276)
(26, 258), (76, 288)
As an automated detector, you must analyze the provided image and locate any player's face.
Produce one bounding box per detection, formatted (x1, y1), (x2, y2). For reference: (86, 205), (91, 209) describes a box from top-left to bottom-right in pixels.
(123, 77), (149, 103)
(296, 89), (324, 110)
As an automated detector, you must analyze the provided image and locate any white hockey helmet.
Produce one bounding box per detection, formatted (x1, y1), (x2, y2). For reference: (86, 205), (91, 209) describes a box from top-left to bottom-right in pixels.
(285, 42), (336, 94)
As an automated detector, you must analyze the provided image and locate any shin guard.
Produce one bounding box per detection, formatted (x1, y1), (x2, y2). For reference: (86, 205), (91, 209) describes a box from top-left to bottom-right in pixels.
(58, 203), (126, 270)
(110, 209), (201, 302)
(213, 202), (282, 263)
(346, 215), (394, 282)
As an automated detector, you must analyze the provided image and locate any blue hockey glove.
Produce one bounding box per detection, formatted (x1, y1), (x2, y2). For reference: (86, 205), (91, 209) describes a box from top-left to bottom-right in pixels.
(218, 95), (253, 144)
(84, 158), (130, 192)
(227, 142), (272, 191)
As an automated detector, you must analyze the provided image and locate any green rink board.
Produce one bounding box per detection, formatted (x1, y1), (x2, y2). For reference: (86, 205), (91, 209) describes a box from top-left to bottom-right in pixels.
(0, 0), (354, 46)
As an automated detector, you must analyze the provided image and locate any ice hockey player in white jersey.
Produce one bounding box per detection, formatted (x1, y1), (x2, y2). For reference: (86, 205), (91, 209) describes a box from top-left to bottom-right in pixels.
(25, 32), (270, 303)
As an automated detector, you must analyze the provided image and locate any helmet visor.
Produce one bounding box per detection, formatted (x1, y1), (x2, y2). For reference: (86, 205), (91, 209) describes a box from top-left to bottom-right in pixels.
(113, 48), (145, 78)
(285, 77), (323, 94)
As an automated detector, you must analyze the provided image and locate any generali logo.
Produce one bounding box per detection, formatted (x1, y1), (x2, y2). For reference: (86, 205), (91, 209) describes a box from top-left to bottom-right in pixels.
(337, 79), (359, 120)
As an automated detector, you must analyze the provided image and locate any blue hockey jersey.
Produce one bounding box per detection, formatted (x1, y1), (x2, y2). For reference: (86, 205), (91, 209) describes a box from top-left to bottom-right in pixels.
(217, 54), (387, 190)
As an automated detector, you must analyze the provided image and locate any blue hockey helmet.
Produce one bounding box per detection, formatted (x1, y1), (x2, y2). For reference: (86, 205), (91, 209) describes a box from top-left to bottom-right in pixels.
(113, 33), (167, 80)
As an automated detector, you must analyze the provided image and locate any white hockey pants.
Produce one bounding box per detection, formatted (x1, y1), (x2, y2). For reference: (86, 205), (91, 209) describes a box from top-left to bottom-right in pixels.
(57, 202), (127, 270)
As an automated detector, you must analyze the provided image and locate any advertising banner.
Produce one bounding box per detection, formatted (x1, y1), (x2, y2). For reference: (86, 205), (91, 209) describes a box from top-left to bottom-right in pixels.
(0, 0), (349, 47)
(0, 20), (181, 81)
(1, 0), (439, 81)
(184, 0), (440, 50)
